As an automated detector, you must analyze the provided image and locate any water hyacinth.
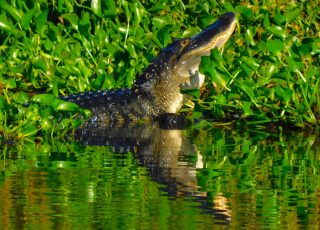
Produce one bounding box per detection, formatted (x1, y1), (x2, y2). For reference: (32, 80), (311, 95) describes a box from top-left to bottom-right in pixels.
(0, 0), (319, 142)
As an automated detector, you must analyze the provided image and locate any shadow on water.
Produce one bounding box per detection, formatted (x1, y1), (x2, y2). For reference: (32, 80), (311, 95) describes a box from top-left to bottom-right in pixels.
(0, 121), (319, 229)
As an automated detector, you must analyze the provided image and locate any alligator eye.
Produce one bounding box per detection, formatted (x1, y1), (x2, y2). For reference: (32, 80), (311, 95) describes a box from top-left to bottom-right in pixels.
(180, 39), (189, 47)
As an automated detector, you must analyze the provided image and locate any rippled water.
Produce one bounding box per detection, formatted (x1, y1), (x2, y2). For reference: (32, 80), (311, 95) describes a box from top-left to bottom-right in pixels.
(0, 125), (319, 229)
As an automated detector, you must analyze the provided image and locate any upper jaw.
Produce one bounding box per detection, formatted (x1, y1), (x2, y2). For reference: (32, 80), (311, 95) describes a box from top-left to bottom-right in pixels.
(181, 12), (236, 58)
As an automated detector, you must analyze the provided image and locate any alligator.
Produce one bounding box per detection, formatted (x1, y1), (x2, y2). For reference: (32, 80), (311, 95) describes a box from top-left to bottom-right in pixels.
(61, 12), (236, 125)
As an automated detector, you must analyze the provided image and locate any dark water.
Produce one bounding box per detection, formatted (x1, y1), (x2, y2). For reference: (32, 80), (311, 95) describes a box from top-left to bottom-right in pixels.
(0, 124), (319, 229)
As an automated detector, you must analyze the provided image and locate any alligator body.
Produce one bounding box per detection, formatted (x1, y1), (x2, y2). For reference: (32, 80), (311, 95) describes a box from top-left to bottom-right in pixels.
(62, 12), (236, 125)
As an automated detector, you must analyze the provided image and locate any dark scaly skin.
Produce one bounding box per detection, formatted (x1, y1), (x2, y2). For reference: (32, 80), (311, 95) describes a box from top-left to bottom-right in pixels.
(61, 12), (236, 125)
(61, 88), (158, 124)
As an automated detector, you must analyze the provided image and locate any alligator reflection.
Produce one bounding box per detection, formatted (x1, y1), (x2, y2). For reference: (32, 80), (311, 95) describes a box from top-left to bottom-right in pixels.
(74, 121), (232, 223)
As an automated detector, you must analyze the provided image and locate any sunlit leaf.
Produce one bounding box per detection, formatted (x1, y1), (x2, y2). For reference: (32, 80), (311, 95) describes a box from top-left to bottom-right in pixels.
(266, 26), (285, 39)
(133, 2), (145, 26)
(242, 56), (260, 71)
(55, 100), (79, 112)
(244, 27), (255, 46)
(0, 14), (14, 32)
(152, 15), (171, 29)
(91, 0), (101, 16)
(21, 125), (37, 137)
(32, 94), (56, 106)
(2, 3), (22, 21)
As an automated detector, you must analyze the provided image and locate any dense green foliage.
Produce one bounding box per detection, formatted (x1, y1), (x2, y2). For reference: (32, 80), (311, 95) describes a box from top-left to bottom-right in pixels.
(0, 0), (319, 142)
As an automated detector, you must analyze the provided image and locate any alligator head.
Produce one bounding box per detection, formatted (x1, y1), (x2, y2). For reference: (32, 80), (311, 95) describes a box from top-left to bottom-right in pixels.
(133, 12), (236, 114)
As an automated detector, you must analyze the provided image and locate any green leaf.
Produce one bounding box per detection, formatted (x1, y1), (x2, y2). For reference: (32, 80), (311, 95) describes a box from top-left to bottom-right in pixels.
(262, 12), (270, 28)
(55, 100), (79, 112)
(242, 57), (260, 71)
(0, 78), (16, 89)
(240, 63), (252, 76)
(79, 12), (91, 36)
(36, 9), (49, 34)
(236, 5), (253, 20)
(62, 13), (79, 30)
(286, 57), (303, 72)
(21, 8), (38, 30)
(266, 26), (285, 39)
(216, 94), (226, 105)
(266, 39), (284, 53)
(157, 25), (172, 46)
(274, 12), (285, 25)
(180, 89), (200, 98)
(210, 49), (223, 62)
(13, 92), (30, 104)
(91, 0), (101, 16)
(199, 15), (215, 28)
(32, 94), (56, 106)
(152, 15), (171, 29)
(275, 86), (293, 104)
(40, 118), (52, 131)
(54, 38), (71, 57)
(245, 27), (255, 46)
(299, 38), (314, 55)
(0, 96), (7, 109)
(200, 56), (229, 89)
(21, 125), (37, 137)
(125, 42), (137, 58)
(0, 14), (14, 32)
(103, 0), (116, 17)
(262, 62), (277, 79)
(242, 101), (253, 116)
(133, 2), (145, 26)
(2, 3), (22, 21)
(33, 58), (48, 72)
(284, 8), (302, 23)
(237, 81), (259, 108)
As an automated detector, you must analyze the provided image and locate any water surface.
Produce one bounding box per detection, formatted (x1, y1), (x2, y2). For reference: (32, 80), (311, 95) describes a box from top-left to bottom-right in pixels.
(0, 124), (319, 229)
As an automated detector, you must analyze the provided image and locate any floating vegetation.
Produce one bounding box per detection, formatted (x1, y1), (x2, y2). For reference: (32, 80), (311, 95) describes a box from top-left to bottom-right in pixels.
(0, 0), (319, 142)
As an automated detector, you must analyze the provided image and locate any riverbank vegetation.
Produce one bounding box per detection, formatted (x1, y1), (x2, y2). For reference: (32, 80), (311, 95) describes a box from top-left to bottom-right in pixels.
(0, 0), (319, 142)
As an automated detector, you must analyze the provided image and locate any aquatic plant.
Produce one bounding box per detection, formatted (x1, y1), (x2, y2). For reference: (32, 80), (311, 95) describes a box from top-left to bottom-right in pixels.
(0, 0), (319, 142)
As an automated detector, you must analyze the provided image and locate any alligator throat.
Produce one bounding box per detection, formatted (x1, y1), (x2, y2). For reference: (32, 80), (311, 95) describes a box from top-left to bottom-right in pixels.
(61, 12), (236, 124)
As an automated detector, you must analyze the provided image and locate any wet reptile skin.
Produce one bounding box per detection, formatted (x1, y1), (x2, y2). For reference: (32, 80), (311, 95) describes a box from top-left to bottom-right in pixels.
(61, 12), (236, 125)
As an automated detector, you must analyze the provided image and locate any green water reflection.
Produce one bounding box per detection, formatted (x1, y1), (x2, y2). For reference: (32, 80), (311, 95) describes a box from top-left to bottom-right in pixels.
(0, 126), (319, 229)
